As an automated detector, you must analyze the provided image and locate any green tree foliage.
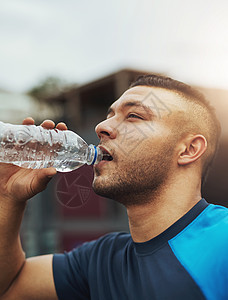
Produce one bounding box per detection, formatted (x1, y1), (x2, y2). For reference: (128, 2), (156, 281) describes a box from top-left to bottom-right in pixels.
(27, 76), (67, 101)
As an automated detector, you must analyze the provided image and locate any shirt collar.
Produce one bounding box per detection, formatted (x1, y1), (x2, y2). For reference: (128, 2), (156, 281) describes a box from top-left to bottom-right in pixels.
(133, 198), (209, 255)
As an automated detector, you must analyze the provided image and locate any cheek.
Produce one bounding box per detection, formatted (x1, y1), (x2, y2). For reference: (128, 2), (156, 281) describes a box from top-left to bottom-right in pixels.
(132, 124), (172, 152)
(113, 123), (173, 161)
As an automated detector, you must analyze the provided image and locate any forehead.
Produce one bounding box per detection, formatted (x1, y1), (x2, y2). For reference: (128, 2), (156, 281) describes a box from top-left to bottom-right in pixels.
(111, 86), (187, 113)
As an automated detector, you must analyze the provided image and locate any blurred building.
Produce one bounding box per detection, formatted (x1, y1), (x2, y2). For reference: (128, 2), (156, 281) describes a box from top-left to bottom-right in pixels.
(20, 69), (228, 256)
(0, 89), (61, 124)
(197, 87), (228, 207)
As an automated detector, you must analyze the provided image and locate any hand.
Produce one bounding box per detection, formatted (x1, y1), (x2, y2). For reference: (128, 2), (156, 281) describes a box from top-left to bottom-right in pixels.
(0, 118), (68, 203)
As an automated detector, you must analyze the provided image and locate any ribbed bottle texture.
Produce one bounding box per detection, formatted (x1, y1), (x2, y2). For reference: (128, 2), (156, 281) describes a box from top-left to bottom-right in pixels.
(0, 121), (102, 172)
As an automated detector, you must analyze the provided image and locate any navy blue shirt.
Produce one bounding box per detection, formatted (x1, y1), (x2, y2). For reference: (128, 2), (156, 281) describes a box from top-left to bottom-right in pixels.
(53, 199), (228, 299)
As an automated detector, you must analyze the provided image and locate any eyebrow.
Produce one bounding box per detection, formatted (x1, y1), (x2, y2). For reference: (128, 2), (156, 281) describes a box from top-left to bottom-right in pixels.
(106, 101), (155, 118)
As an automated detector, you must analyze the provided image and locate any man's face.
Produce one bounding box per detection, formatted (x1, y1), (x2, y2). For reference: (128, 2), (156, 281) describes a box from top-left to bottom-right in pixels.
(92, 86), (185, 206)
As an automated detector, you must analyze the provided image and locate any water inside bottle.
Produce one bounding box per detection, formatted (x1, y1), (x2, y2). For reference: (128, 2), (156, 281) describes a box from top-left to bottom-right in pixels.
(0, 123), (100, 172)
(3, 158), (86, 172)
(0, 139), (87, 172)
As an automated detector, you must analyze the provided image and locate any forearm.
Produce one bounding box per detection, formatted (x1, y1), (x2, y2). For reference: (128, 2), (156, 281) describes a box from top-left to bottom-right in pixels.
(0, 197), (26, 296)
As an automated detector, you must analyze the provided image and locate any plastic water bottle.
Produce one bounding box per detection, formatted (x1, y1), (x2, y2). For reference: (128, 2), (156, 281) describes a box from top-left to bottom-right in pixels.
(0, 121), (103, 172)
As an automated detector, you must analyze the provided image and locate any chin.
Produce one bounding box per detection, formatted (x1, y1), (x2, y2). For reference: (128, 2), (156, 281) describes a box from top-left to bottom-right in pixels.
(92, 178), (116, 199)
(92, 177), (107, 196)
(92, 185), (110, 198)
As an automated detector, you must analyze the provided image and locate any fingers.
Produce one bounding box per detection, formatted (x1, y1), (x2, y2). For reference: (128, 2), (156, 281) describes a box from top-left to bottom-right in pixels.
(56, 122), (68, 130)
(22, 118), (68, 131)
(31, 167), (57, 195)
(23, 117), (35, 125)
(41, 120), (68, 130)
(44, 167), (57, 178)
(40, 120), (55, 129)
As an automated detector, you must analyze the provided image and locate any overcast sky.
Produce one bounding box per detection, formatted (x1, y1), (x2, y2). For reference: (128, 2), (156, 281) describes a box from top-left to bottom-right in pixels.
(1, 0), (228, 92)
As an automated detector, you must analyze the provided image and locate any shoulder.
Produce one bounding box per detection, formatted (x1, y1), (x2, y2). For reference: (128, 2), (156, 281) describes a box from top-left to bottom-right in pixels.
(61, 232), (132, 276)
(202, 203), (228, 236)
(170, 203), (228, 248)
(168, 204), (228, 299)
(53, 232), (131, 269)
(205, 202), (228, 219)
(53, 232), (131, 284)
(169, 203), (228, 271)
(72, 232), (132, 257)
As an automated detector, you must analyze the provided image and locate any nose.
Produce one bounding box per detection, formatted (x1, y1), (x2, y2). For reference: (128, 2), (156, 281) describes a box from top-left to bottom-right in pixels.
(95, 118), (117, 140)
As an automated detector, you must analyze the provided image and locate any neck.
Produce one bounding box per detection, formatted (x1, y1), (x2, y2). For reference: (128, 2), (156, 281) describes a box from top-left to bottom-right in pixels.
(126, 176), (202, 243)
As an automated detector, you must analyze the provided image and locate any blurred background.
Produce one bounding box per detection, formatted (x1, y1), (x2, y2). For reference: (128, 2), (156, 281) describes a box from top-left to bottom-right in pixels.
(1, 0), (228, 256)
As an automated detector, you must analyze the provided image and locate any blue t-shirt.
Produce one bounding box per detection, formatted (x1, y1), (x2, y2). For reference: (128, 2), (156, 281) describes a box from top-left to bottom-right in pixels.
(53, 199), (228, 300)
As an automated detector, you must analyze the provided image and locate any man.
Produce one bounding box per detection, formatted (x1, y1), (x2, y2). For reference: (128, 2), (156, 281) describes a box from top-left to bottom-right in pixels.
(0, 74), (227, 300)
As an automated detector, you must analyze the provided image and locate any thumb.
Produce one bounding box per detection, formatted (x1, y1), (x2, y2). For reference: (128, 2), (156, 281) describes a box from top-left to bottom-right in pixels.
(31, 167), (57, 195)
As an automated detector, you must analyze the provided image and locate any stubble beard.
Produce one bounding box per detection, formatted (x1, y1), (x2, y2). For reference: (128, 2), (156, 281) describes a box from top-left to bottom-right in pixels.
(92, 141), (175, 207)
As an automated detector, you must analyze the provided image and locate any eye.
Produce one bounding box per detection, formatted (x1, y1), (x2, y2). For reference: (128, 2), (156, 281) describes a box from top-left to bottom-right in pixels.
(127, 113), (143, 120)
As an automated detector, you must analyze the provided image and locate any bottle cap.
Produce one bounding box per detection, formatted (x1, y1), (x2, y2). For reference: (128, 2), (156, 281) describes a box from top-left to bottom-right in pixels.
(87, 144), (103, 165)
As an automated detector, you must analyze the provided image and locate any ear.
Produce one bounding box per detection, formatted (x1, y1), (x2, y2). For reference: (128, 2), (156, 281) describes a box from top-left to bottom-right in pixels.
(178, 135), (207, 166)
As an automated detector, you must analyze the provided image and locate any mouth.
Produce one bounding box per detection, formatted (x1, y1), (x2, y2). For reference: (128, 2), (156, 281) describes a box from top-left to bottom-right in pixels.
(99, 146), (113, 162)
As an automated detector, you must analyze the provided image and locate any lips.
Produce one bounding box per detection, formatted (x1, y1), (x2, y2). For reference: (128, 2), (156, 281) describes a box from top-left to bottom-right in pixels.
(98, 146), (113, 161)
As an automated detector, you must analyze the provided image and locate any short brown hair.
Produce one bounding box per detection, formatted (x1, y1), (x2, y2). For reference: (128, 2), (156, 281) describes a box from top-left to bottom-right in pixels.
(130, 74), (221, 183)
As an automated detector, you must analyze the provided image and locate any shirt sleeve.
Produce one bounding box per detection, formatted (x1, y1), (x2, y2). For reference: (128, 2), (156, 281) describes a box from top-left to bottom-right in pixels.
(52, 241), (96, 300)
